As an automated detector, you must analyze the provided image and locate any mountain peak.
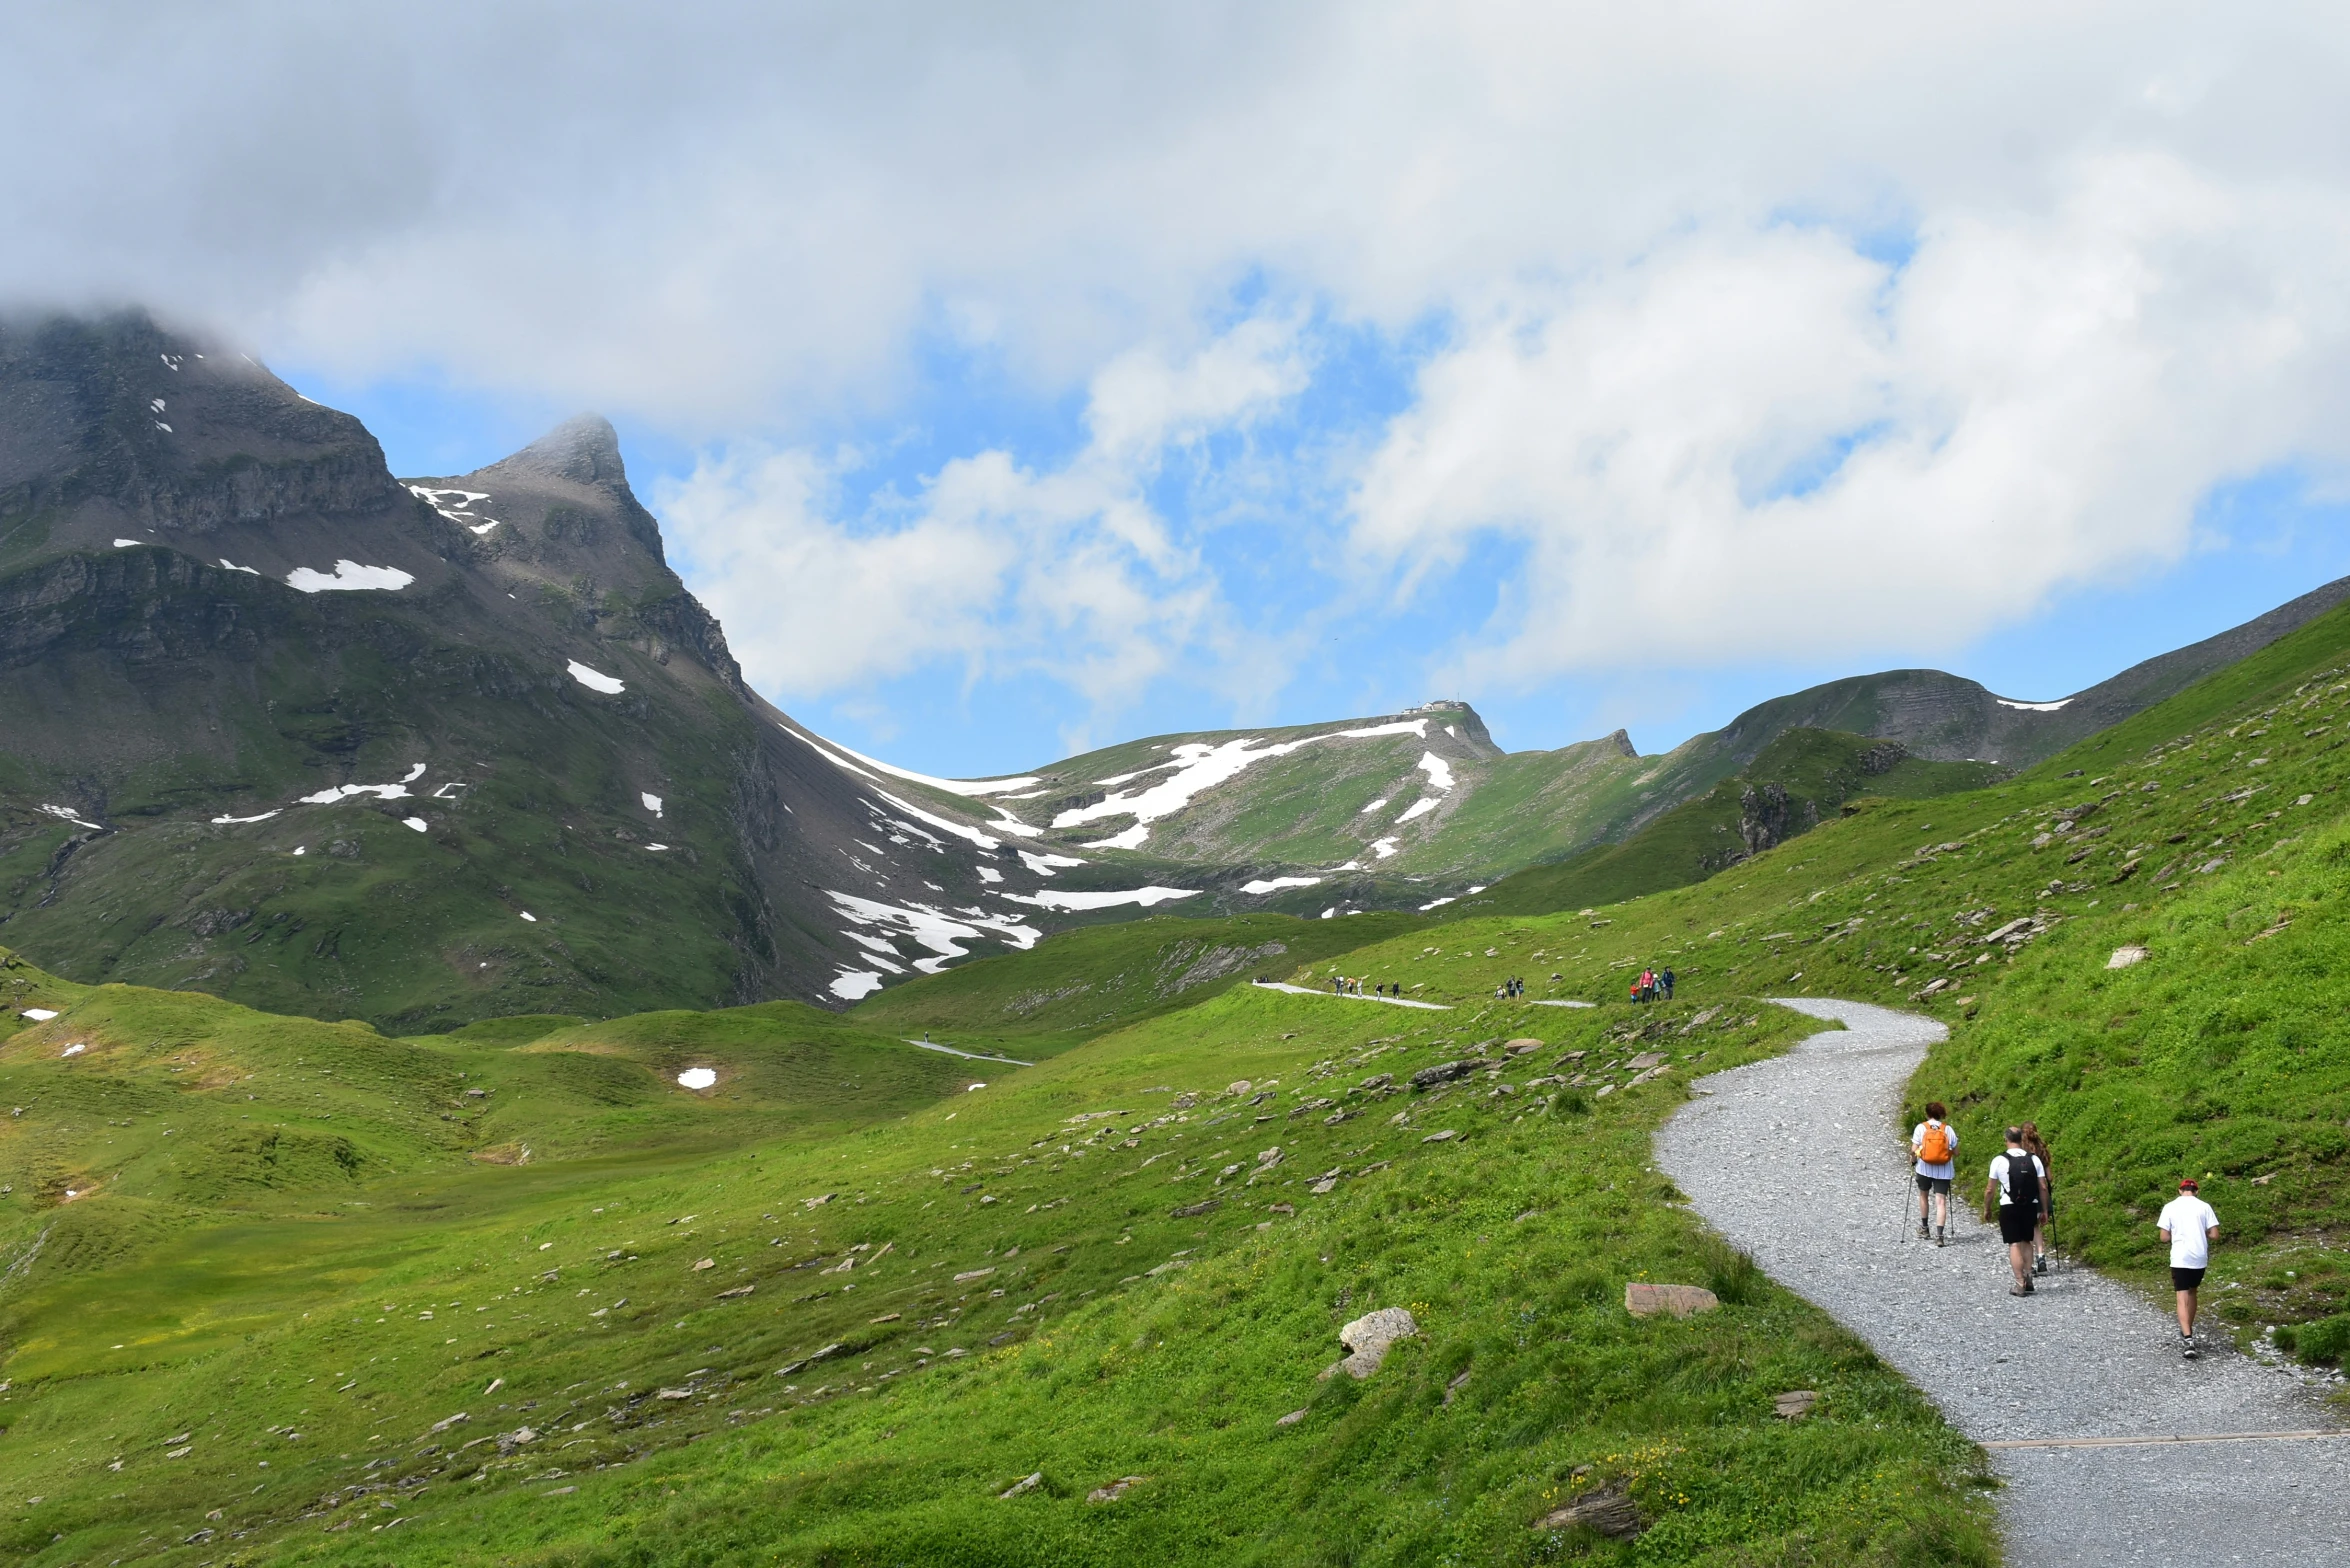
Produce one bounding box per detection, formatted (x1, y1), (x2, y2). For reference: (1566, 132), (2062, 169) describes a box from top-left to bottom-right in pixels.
(494, 413), (631, 492)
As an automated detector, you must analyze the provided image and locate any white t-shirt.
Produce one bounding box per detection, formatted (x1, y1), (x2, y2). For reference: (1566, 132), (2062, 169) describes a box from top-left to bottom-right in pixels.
(2158, 1195), (2220, 1269)
(1910, 1120), (1957, 1179)
(1988, 1150), (2045, 1206)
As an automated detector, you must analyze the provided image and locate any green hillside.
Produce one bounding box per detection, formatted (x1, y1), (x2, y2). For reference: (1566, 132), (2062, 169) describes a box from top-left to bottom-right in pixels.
(1305, 596), (2350, 1359)
(19, 591), (2350, 1563)
(844, 911), (1423, 1058)
(0, 954), (1994, 1564)
(1465, 729), (2001, 918)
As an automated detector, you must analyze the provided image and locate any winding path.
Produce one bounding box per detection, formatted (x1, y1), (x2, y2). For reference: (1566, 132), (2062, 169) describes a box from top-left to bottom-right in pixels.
(1656, 998), (2348, 1567)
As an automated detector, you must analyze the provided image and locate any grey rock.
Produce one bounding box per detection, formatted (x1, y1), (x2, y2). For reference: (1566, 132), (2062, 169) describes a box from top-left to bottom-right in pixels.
(1322, 1306), (1418, 1380)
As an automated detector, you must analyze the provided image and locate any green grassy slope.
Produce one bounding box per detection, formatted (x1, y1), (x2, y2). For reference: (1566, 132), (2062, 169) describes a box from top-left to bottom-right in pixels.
(1304, 597), (2350, 1372)
(1470, 730), (2000, 919)
(0, 955), (1995, 1565)
(27, 593), (2350, 1563)
(844, 911), (1423, 1058)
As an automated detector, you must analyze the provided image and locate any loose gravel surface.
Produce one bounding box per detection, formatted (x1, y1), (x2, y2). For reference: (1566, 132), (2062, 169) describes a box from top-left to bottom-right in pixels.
(1657, 998), (2350, 1567)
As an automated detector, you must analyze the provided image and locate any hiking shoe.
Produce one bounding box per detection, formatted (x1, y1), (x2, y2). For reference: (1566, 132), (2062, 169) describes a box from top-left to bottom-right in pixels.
(1918, 1222), (1931, 1240)
(1935, 1226), (1946, 1247)
(2034, 1253), (2047, 1275)
(2009, 1284), (2033, 1297)
(2181, 1334), (2199, 1361)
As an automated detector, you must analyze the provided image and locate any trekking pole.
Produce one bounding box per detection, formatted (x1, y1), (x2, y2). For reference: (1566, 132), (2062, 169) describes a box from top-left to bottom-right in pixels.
(1896, 1162), (1912, 1244)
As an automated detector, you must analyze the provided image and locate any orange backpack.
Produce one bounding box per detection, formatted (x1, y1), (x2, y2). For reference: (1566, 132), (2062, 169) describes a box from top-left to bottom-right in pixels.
(1917, 1122), (1953, 1166)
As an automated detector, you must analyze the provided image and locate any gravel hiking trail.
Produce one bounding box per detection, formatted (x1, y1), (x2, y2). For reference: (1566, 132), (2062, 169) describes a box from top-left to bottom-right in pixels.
(1657, 998), (2349, 1567)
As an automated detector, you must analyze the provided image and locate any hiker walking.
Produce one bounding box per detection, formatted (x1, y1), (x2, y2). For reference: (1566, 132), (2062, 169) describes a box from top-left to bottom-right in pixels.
(2019, 1122), (2055, 1274)
(1660, 967), (1675, 1000)
(2158, 1177), (2221, 1359)
(1985, 1127), (2046, 1295)
(1910, 1101), (1958, 1245)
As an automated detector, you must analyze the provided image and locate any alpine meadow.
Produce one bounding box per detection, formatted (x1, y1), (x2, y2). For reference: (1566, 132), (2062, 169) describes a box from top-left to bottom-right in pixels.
(12, 8), (2350, 1565)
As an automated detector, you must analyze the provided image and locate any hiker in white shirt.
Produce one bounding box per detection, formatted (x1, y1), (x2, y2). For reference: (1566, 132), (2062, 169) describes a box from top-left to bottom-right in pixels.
(1909, 1102), (1957, 1247)
(1985, 1128), (2046, 1297)
(2157, 1177), (2221, 1359)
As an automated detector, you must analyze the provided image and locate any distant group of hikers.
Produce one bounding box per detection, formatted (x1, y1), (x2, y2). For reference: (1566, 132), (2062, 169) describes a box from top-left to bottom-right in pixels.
(1494, 976), (1528, 999)
(1910, 1103), (2220, 1358)
(1328, 975), (1405, 998)
(1628, 966), (1674, 1003)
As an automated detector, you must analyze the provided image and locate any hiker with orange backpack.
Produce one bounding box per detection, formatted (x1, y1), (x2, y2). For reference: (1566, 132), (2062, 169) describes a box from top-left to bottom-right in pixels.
(1910, 1102), (1958, 1246)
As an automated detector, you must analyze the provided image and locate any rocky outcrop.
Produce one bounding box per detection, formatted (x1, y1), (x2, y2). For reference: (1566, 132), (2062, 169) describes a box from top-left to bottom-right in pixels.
(1321, 1307), (1418, 1379)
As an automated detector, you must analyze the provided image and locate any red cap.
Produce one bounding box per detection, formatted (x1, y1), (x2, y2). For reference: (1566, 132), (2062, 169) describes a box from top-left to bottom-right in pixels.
(2178, 1177), (2198, 1191)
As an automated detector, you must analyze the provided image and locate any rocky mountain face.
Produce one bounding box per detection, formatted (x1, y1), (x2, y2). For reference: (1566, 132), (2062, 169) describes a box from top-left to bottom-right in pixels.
(0, 312), (1167, 1029)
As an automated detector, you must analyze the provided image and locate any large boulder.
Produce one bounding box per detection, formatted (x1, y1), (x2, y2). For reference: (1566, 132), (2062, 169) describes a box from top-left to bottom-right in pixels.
(1321, 1306), (1419, 1379)
(1624, 1282), (1719, 1319)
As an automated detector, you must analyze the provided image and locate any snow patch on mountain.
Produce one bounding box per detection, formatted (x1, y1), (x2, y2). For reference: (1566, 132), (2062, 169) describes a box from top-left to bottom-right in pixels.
(408, 486), (501, 534)
(641, 793), (663, 817)
(296, 781), (413, 805)
(811, 734), (1040, 797)
(567, 660), (626, 694)
(1416, 751), (1455, 791)
(1082, 823), (1151, 850)
(872, 789), (1007, 852)
(827, 890), (1042, 975)
(1240, 876), (1322, 894)
(287, 560), (415, 593)
(210, 810), (281, 825)
(999, 886), (1201, 912)
(830, 970), (886, 1000)
(1019, 850), (1085, 877)
(1996, 697), (2073, 712)
(1395, 797), (1440, 823)
(1050, 720), (1432, 839)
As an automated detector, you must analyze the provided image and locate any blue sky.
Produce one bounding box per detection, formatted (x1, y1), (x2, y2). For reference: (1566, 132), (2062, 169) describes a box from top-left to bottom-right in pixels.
(20, 6), (2350, 781)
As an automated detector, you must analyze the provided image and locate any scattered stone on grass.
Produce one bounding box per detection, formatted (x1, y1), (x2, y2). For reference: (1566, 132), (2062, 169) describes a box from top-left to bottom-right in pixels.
(1422, 1129), (1459, 1143)
(998, 1471), (1043, 1499)
(1533, 1480), (1643, 1540)
(1087, 1475), (1148, 1503)
(1274, 1408), (1308, 1427)
(1773, 1390), (1819, 1421)
(1410, 1060), (1481, 1090)
(1443, 1368), (1472, 1405)
(1320, 1306), (1418, 1380)
(1624, 1282), (1719, 1318)
(2107, 945), (2150, 969)
(1170, 1199), (1220, 1218)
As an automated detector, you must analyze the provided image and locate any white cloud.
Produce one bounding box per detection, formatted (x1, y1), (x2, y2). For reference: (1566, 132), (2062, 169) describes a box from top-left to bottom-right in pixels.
(655, 319), (1304, 704)
(14, 4), (2350, 703)
(1354, 151), (2350, 682)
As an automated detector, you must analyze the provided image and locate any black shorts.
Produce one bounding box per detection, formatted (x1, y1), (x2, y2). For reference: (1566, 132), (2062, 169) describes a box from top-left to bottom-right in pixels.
(1998, 1203), (2039, 1244)
(1915, 1174), (1952, 1195)
(2172, 1266), (2207, 1292)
